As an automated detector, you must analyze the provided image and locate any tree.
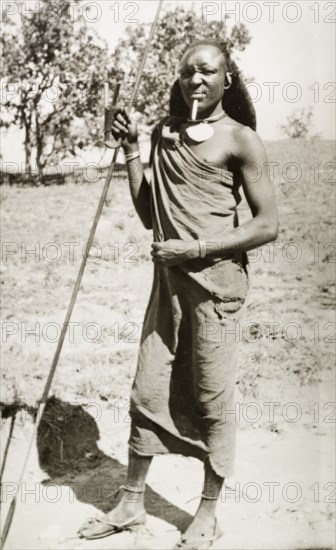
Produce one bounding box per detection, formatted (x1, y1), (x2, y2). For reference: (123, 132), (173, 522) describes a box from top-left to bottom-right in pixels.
(1, 0), (108, 182)
(1, 4), (252, 182)
(280, 107), (314, 139)
(108, 6), (252, 133)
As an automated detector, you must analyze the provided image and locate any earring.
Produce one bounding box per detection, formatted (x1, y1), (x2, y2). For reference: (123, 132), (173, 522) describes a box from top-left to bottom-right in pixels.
(224, 72), (232, 90)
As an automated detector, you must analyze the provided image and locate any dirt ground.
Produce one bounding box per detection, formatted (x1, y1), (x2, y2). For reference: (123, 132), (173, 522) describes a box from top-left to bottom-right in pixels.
(1, 139), (335, 549)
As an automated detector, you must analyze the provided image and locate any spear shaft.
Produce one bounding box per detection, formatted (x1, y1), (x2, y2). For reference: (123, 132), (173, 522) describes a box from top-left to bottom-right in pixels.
(0, 2), (163, 547)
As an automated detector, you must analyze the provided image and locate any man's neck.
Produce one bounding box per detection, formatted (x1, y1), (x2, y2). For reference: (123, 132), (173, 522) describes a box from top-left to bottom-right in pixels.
(195, 102), (224, 121)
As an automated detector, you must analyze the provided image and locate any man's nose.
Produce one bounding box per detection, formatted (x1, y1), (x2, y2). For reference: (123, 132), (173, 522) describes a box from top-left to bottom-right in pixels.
(190, 71), (203, 86)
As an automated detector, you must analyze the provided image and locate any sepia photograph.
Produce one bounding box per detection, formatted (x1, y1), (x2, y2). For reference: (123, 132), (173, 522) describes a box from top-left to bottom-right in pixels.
(0, 1), (335, 549)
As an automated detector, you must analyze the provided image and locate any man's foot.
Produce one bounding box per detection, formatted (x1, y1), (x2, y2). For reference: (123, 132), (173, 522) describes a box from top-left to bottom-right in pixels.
(78, 496), (146, 540)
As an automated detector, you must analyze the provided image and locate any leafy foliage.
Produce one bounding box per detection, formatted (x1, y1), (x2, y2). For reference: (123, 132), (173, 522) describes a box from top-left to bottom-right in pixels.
(109, 6), (251, 133)
(1, 2), (251, 180)
(1, 0), (108, 180)
(280, 107), (314, 139)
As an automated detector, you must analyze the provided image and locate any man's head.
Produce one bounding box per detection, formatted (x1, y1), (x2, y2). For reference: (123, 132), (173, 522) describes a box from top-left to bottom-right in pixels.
(169, 39), (257, 131)
(178, 41), (229, 115)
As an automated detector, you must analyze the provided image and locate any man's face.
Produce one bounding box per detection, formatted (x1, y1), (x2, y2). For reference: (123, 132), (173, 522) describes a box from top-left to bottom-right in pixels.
(179, 46), (226, 114)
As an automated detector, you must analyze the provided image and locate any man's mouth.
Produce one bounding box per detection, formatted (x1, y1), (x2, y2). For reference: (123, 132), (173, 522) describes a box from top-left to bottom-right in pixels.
(190, 91), (206, 98)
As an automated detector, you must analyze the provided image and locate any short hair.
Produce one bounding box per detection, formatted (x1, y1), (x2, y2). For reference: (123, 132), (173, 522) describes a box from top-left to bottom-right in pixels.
(170, 39), (256, 131)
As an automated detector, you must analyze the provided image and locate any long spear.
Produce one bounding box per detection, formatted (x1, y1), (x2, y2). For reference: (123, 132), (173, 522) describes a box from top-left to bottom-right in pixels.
(0, 1), (163, 546)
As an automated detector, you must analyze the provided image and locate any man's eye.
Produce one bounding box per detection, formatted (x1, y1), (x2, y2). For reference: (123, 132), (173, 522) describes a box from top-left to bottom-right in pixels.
(181, 69), (194, 77)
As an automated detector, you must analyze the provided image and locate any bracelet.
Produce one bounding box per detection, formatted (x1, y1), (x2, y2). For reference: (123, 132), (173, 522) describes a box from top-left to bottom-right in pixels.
(198, 240), (207, 259)
(125, 150), (140, 162)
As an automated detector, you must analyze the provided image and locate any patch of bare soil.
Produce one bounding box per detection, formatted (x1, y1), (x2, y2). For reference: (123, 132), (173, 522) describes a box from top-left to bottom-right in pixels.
(1, 140), (335, 549)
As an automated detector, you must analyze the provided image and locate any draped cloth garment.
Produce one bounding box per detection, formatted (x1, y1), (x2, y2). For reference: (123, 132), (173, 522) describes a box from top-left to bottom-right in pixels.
(129, 118), (249, 477)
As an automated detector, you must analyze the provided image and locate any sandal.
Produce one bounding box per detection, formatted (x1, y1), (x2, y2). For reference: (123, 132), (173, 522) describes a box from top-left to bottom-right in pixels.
(77, 510), (146, 540)
(173, 519), (223, 550)
(77, 484), (146, 540)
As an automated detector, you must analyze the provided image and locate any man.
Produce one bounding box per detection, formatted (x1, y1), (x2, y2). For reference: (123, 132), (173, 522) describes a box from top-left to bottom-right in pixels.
(79, 39), (278, 549)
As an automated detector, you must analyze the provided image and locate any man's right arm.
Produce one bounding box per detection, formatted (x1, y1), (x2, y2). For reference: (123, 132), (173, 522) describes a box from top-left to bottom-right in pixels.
(123, 141), (152, 229)
(111, 109), (152, 229)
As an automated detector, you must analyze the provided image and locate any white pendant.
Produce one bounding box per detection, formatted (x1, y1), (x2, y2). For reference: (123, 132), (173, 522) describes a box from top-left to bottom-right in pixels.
(186, 123), (214, 143)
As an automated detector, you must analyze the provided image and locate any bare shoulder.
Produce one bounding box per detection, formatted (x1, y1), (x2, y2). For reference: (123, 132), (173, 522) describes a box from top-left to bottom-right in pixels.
(221, 118), (267, 164)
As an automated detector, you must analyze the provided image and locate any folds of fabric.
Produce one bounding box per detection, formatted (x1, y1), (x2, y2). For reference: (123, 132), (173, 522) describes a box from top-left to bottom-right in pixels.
(129, 118), (249, 477)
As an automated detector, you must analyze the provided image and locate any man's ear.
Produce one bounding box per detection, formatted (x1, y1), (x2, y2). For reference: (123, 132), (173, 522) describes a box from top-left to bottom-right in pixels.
(224, 72), (233, 90)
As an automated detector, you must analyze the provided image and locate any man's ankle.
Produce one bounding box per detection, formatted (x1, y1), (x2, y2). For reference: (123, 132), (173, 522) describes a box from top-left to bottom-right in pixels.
(119, 499), (145, 513)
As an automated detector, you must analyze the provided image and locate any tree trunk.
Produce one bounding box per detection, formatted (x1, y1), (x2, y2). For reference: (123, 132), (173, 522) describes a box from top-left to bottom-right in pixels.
(35, 113), (43, 185)
(23, 114), (33, 184)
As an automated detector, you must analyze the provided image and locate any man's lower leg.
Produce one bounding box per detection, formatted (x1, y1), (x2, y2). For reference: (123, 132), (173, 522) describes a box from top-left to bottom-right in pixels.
(118, 449), (153, 512)
(181, 458), (223, 540)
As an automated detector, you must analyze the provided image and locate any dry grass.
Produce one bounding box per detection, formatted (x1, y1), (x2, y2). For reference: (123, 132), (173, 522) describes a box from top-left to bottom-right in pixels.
(1, 139), (335, 411)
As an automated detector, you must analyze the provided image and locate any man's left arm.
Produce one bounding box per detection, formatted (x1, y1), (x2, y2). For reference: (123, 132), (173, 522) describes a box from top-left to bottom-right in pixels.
(204, 126), (279, 258)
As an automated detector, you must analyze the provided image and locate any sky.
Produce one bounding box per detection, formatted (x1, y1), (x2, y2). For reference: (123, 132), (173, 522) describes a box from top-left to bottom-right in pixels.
(89, 0), (335, 140)
(1, 0), (335, 165)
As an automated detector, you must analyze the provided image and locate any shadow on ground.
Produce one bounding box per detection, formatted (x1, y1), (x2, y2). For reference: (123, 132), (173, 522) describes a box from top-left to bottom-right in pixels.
(36, 397), (192, 533)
